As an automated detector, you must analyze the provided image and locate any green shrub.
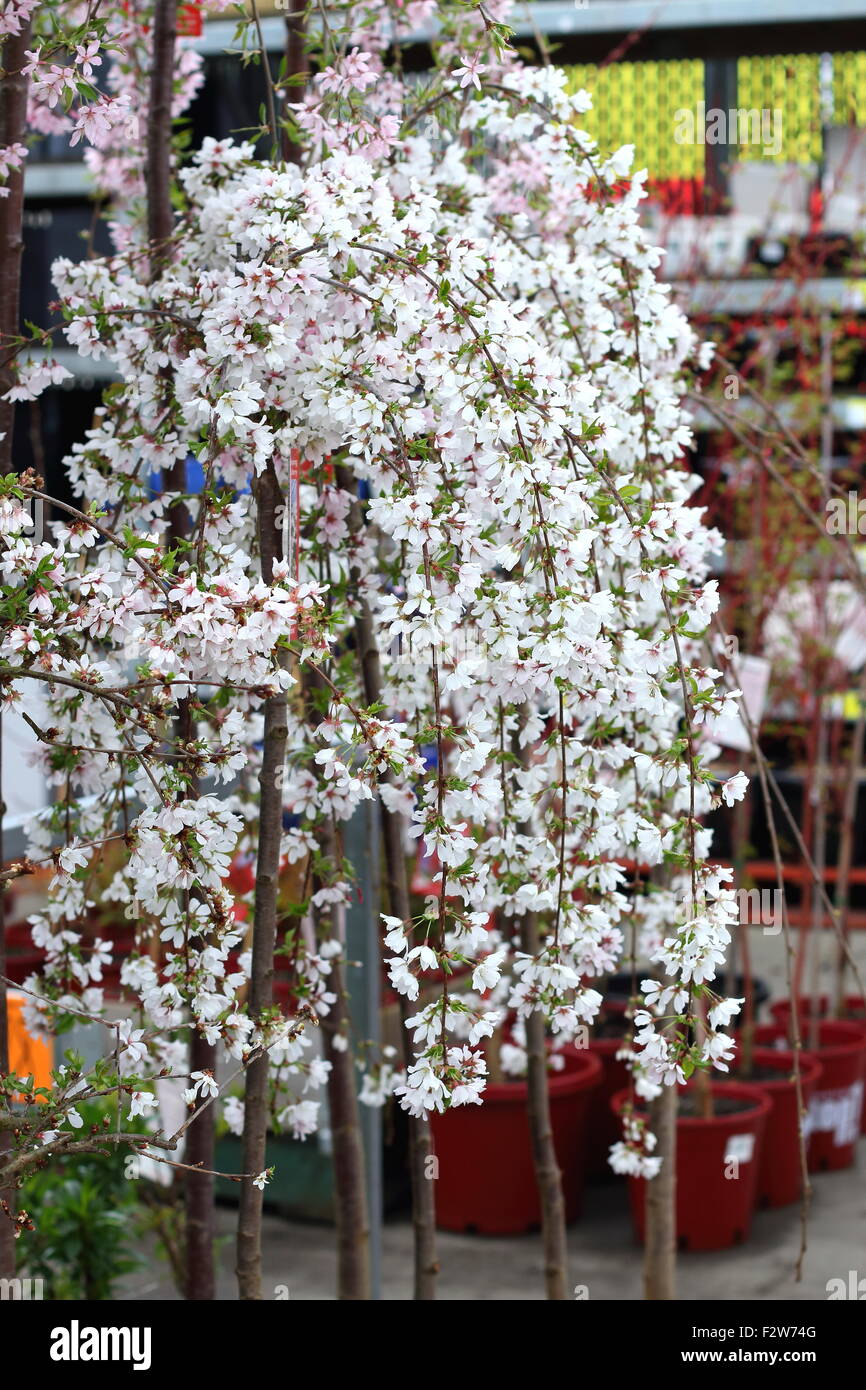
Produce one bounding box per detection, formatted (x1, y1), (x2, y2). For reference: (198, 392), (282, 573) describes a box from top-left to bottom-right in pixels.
(18, 1099), (145, 1301)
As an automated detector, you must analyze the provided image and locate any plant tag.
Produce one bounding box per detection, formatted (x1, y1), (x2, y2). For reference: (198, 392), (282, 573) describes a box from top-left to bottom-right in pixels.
(724, 1133), (755, 1164)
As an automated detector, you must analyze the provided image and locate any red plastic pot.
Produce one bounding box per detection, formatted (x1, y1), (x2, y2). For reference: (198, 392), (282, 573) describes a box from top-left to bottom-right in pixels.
(770, 995), (866, 1026)
(756, 1021), (866, 1172)
(429, 1049), (602, 1234)
(770, 997), (866, 1132)
(612, 1081), (772, 1251)
(732, 1046), (823, 1208)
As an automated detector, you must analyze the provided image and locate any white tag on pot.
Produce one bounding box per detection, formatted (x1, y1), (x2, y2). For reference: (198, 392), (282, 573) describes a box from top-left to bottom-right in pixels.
(808, 1081), (864, 1148)
(724, 1133), (755, 1164)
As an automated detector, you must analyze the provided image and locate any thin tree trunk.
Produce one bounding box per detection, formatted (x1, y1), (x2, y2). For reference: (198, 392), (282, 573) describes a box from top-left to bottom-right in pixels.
(0, 20), (31, 1283)
(184, 1029), (216, 1298)
(282, 1), (307, 165)
(0, 22), (30, 465)
(337, 467), (438, 1299)
(520, 911), (568, 1299)
(176, 628), (215, 1299)
(305, 653), (371, 1300)
(512, 720), (568, 1299)
(643, 1082), (677, 1300)
(146, 0), (177, 261)
(320, 929), (371, 1298)
(236, 460), (289, 1299)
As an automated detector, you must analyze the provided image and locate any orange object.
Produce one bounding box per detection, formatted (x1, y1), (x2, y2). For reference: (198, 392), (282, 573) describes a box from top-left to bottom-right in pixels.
(7, 992), (53, 1098)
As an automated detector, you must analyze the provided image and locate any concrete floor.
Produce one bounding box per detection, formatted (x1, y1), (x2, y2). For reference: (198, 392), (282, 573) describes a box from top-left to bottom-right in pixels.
(120, 1140), (866, 1302)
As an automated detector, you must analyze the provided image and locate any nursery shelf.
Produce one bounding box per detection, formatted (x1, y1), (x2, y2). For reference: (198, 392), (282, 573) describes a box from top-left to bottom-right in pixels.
(677, 279), (866, 316)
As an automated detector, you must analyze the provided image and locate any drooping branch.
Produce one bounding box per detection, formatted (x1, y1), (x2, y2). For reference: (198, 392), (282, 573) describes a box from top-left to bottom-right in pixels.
(337, 465), (439, 1301)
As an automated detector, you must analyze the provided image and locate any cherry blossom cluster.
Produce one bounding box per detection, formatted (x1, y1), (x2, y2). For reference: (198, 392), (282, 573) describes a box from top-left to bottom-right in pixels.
(1, 1), (751, 1180)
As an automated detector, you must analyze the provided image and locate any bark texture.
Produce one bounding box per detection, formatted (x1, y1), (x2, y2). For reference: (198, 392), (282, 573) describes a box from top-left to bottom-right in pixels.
(643, 1082), (677, 1300)
(0, 23), (29, 467)
(146, 0), (178, 265)
(320, 943), (371, 1298)
(520, 911), (568, 1300)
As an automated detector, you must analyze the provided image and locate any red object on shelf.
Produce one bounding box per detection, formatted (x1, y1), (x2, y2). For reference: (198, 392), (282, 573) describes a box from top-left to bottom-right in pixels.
(177, 4), (203, 38)
(613, 1081), (772, 1252)
(646, 176), (704, 216)
(757, 1019), (866, 1171)
(734, 1046), (823, 1208)
(429, 1049), (602, 1234)
(226, 854), (256, 895)
(410, 841), (441, 896)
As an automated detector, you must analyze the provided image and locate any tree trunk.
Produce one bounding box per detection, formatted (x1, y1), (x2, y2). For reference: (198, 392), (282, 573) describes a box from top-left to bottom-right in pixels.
(643, 1082), (677, 1300)
(236, 460), (289, 1299)
(282, 1), (307, 165)
(184, 1028), (216, 1299)
(0, 22), (30, 467)
(337, 471), (439, 1299)
(520, 912), (568, 1300)
(146, 0), (177, 264)
(320, 943), (371, 1298)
